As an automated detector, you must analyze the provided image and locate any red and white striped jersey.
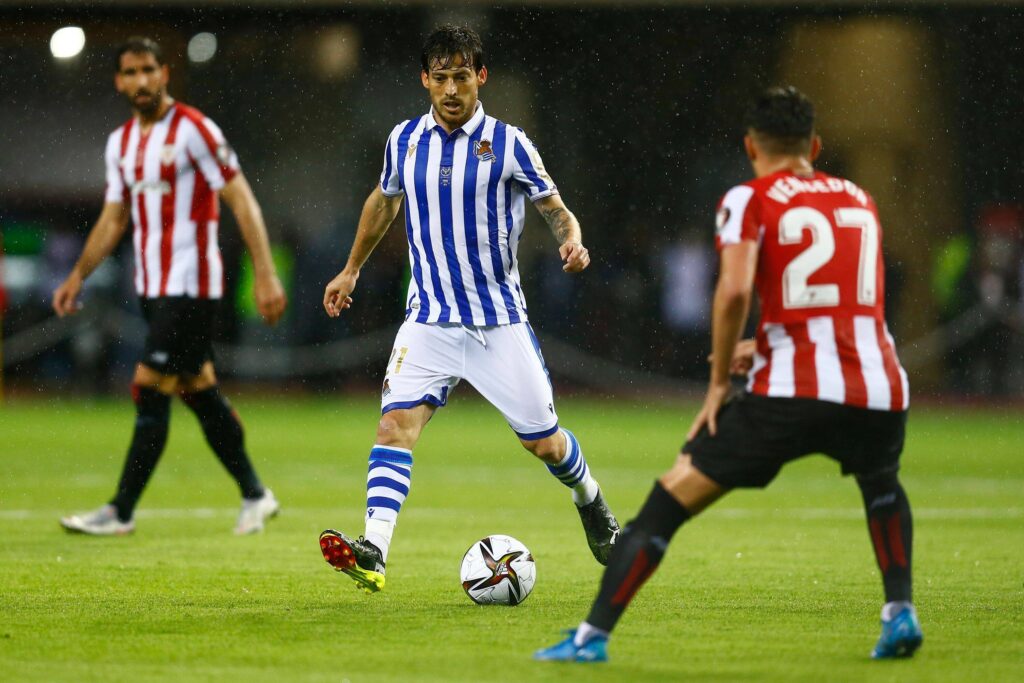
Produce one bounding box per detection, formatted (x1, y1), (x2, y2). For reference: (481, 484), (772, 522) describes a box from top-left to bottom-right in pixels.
(104, 102), (240, 299)
(715, 170), (909, 411)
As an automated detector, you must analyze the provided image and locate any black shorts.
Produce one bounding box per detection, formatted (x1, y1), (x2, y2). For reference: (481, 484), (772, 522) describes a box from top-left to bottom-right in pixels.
(683, 392), (907, 489)
(139, 297), (217, 376)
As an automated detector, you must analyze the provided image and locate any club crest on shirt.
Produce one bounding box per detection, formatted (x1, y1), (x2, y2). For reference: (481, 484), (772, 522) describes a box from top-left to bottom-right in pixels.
(440, 166), (452, 186)
(474, 139), (495, 162)
(716, 206), (731, 233)
(159, 144), (176, 166)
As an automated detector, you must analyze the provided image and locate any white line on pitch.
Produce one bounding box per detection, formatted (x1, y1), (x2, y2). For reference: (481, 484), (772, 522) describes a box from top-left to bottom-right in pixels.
(1, 507), (1021, 521)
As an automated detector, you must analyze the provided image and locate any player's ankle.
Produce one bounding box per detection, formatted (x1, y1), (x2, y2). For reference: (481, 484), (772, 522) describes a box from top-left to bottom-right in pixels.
(574, 622), (608, 647)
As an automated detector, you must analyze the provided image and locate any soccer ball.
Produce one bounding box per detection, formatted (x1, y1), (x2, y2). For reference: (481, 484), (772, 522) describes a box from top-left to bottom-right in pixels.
(460, 534), (536, 606)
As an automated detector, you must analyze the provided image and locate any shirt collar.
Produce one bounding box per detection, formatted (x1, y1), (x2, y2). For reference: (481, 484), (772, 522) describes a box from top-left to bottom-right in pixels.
(424, 101), (485, 138)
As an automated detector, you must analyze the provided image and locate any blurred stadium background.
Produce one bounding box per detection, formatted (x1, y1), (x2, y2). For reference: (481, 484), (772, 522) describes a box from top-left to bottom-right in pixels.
(2, 0), (1023, 400)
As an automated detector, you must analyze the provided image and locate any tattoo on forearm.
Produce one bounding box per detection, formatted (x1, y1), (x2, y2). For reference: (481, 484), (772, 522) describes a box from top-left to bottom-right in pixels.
(541, 206), (576, 243)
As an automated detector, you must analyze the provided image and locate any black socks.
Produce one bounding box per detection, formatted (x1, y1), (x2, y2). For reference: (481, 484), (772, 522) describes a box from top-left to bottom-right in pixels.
(180, 386), (264, 500)
(585, 481), (692, 632)
(110, 386), (171, 522)
(857, 473), (913, 603)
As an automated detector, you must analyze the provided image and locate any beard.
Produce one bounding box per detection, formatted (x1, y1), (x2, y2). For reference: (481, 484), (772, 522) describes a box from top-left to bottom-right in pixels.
(127, 88), (162, 115)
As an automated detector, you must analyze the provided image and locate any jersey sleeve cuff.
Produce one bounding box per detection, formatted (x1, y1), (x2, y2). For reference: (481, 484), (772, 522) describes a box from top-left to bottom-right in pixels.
(380, 182), (405, 197)
(529, 188), (559, 202)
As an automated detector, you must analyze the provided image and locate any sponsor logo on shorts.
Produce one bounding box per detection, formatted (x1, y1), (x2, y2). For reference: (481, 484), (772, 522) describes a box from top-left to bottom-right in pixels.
(382, 378), (392, 399)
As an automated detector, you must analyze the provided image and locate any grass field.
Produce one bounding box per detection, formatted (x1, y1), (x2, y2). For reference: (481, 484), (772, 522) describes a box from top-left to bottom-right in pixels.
(1, 393), (1022, 682)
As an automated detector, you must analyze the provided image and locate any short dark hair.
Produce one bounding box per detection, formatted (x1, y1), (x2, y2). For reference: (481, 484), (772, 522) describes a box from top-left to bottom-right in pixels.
(745, 86), (815, 155)
(115, 36), (163, 72)
(420, 24), (484, 73)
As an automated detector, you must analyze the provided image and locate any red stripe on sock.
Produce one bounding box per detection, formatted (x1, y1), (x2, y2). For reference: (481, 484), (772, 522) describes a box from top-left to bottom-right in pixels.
(611, 548), (655, 606)
(869, 518), (890, 572)
(887, 512), (907, 568)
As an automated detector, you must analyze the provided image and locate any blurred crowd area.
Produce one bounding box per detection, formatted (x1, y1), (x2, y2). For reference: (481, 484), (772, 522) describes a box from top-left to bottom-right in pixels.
(1, 2), (1023, 396)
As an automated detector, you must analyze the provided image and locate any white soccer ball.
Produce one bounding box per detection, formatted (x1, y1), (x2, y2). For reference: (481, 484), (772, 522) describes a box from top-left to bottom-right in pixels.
(460, 534), (536, 606)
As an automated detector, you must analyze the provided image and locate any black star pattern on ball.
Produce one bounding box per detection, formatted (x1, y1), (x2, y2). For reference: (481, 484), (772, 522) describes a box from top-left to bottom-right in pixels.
(463, 538), (525, 604)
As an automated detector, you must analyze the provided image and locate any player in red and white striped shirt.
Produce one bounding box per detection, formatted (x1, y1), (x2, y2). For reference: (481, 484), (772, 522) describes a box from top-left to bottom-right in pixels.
(537, 87), (921, 664)
(53, 37), (287, 537)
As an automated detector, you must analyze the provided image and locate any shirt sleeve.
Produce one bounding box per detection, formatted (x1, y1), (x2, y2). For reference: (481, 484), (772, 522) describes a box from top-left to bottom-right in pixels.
(379, 127), (403, 197)
(104, 131), (126, 203)
(183, 115), (240, 191)
(510, 128), (558, 201)
(715, 184), (760, 251)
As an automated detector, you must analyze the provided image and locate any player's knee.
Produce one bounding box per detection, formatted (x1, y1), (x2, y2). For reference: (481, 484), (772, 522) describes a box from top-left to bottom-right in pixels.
(519, 434), (562, 463)
(376, 413), (415, 448)
(855, 469), (902, 503)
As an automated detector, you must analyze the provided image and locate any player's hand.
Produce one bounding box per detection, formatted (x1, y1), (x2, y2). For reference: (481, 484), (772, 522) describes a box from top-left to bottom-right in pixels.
(687, 381), (731, 440)
(708, 338), (757, 377)
(52, 273), (84, 317)
(323, 269), (357, 317)
(560, 241), (590, 273)
(254, 273), (287, 326)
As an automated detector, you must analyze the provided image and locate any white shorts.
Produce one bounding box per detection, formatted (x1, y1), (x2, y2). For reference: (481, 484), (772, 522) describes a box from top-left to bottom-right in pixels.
(380, 321), (559, 440)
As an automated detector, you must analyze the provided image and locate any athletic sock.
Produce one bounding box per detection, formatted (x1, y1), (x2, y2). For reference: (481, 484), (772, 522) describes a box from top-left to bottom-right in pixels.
(857, 474), (914, 603)
(584, 481), (691, 633)
(573, 622), (609, 647)
(110, 385), (172, 522)
(180, 386), (264, 500)
(364, 445), (413, 563)
(546, 428), (600, 506)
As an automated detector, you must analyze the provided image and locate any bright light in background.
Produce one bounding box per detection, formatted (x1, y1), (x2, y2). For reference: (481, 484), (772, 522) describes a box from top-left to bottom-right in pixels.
(188, 33), (218, 64)
(50, 27), (85, 59)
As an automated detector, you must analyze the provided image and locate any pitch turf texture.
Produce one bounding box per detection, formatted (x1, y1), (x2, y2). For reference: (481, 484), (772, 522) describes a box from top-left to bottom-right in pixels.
(1, 395), (1021, 682)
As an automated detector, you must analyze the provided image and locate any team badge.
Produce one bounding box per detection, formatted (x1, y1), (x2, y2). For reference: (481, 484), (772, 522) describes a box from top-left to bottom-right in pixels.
(159, 144), (176, 166)
(716, 206), (731, 233)
(440, 166), (452, 186)
(474, 139), (495, 162)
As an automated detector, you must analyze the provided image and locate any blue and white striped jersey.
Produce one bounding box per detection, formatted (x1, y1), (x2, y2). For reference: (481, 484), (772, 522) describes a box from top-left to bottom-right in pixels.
(380, 103), (557, 326)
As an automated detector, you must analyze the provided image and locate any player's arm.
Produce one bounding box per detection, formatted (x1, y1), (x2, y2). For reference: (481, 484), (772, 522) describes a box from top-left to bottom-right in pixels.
(534, 194), (590, 273)
(52, 201), (130, 317)
(323, 185), (404, 317)
(687, 240), (758, 439)
(220, 173), (287, 326)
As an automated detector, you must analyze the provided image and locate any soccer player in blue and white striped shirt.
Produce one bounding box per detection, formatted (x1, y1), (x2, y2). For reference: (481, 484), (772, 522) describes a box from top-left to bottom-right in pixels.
(317, 25), (619, 594)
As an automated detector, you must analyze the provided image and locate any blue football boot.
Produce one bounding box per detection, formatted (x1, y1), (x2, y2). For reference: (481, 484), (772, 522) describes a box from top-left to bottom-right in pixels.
(534, 630), (608, 663)
(872, 604), (923, 659)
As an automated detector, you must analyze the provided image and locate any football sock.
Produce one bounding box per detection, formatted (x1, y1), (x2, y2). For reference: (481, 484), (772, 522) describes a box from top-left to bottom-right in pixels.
(110, 385), (171, 522)
(546, 428), (600, 506)
(573, 622), (609, 647)
(857, 473), (913, 603)
(364, 445), (413, 563)
(881, 600), (913, 621)
(180, 386), (264, 500)
(584, 481), (691, 632)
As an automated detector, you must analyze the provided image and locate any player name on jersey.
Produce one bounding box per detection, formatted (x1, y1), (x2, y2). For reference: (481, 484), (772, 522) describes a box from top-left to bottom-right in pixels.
(380, 103), (557, 327)
(717, 170), (909, 412)
(105, 102), (239, 300)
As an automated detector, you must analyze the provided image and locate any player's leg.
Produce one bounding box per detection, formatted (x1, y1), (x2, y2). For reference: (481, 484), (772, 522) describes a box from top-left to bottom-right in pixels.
(467, 323), (619, 564)
(841, 409), (920, 658)
(178, 361), (276, 534)
(61, 362), (176, 535)
(519, 430), (619, 564)
(320, 321), (460, 592)
(537, 393), (782, 662)
(320, 403), (435, 593)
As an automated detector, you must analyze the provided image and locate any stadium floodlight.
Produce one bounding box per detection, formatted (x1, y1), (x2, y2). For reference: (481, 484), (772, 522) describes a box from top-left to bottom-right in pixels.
(50, 27), (85, 59)
(187, 33), (217, 63)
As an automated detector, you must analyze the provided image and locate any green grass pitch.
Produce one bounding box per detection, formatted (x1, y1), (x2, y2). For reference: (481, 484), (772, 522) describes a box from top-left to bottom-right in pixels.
(1, 394), (1021, 682)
